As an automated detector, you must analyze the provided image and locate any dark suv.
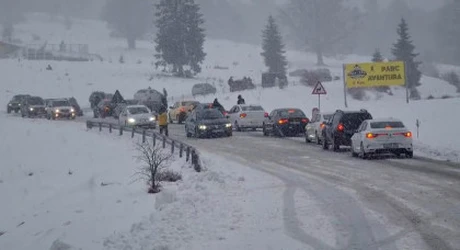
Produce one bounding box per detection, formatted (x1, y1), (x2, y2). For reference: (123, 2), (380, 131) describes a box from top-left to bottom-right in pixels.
(322, 109), (373, 151)
(20, 96), (47, 118)
(7, 94), (30, 113)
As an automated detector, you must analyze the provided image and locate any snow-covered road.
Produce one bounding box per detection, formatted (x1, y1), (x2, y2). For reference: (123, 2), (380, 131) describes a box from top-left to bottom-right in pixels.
(160, 124), (460, 250)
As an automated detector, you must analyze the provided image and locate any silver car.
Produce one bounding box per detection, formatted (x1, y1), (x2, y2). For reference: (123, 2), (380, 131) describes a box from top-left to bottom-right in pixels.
(118, 105), (157, 129)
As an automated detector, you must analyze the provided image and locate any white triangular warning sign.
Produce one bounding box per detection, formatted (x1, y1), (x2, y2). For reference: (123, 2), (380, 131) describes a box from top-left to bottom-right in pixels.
(312, 81), (327, 95)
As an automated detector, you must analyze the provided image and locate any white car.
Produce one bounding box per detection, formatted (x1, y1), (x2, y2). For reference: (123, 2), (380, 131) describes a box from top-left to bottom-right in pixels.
(350, 118), (413, 159)
(227, 104), (268, 131)
(305, 112), (333, 144)
(118, 105), (157, 129)
(46, 98), (76, 120)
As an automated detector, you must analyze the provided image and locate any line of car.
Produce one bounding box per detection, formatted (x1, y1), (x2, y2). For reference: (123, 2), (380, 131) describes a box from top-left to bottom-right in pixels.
(6, 94), (83, 120)
(7, 93), (414, 160)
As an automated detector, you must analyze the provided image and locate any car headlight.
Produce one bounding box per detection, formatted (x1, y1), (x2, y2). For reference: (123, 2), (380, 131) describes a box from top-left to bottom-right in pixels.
(128, 118), (136, 123)
(198, 125), (207, 130)
(149, 117), (156, 121)
(70, 108), (75, 112)
(225, 123), (232, 128)
(30, 108), (34, 111)
(18, 103), (21, 106)
(55, 109), (60, 113)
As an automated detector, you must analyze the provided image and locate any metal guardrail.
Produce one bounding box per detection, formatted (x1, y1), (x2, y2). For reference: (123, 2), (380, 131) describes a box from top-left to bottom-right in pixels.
(86, 120), (202, 172)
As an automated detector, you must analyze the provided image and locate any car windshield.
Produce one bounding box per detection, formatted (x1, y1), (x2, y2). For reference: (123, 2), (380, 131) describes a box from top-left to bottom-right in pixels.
(342, 113), (373, 129)
(13, 95), (28, 101)
(128, 107), (150, 114)
(242, 105), (264, 111)
(370, 121), (405, 129)
(323, 114), (333, 120)
(28, 97), (44, 105)
(278, 109), (305, 117)
(197, 109), (223, 120)
(52, 100), (70, 107)
(126, 100), (138, 105)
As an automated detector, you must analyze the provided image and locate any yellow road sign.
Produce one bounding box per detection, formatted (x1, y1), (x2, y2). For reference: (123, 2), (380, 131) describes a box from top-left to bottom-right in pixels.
(344, 61), (405, 88)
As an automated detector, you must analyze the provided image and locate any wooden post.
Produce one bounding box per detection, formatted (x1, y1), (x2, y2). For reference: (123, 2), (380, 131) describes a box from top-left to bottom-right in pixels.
(153, 134), (156, 146)
(142, 130), (146, 143)
(99, 122), (102, 131)
(171, 141), (175, 154)
(131, 127), (135, 138)
(186, 147), (190, 162)
(162, 136), (166, 148)
(119, 126), (123, 136)
(179, 144), (183, 158)
(109, 124), (112, 133)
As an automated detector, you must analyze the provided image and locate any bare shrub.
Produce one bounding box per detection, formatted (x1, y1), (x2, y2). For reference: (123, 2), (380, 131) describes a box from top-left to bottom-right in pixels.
(134, 142), (173, 193)
(156, 169), (182, 183)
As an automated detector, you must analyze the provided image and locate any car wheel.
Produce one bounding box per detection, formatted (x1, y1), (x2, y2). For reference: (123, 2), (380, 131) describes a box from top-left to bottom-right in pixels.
(332, 137), (340, 152)
(7, 108), (11, 114)
(360, 142), (369, 159)
(186, 126), (192, 138)
(322, 135), (328, 150)
(263, 124), (268, 136)
(234, 121), (241, 132)
(351, 142), (358, 157)
(227, 131), (233, 137)
(305, 131), (311, 143)
(406, 151), (413, 158)
(315, 132), (321, 145)
(194, 128), (200, 138)
(169, 114), (174, 124)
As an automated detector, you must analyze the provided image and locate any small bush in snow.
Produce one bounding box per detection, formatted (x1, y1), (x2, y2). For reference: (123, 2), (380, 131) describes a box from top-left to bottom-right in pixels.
(137, 59), (142, 64)
(119, 55), (124, 64)
(347, 88), (366, 101)
(427, 95), (435, 100)
(155, 169), (182, 183)
(134, 142), (173, 194)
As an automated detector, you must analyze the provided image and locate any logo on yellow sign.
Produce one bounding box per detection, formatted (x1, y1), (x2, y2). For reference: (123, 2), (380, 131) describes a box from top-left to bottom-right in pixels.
(344, 61), (405, 88)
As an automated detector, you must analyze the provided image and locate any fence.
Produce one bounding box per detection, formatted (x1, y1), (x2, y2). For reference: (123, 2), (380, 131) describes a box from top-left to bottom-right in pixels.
(86, 120), (202, 172)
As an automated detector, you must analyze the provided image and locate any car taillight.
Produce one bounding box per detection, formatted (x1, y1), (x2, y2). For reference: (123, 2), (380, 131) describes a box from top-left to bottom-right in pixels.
(240, 113), (247, 118)
(264, 112), (269, 117)
(337, 123), (344, 131)
(223, 111), (228, 116)
(180, 107), (185, 112)
(278, 118), (289, 124)
(366, 133), (377, 139)
(301, 118), (309, 123)
(320, 123), (325, 129)
(104, 106), (109, 111)
(395, 132), (412, 137)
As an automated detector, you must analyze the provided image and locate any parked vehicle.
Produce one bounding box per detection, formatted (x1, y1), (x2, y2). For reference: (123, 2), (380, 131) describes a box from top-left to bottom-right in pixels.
(113, 99), (140, 119)
(20, 96), (46, 118)
(168, 100), (200, 124)
(133, 87), (164, 114)
(93, 99), (114, 118)
(7, 94), (30, 113)
(322, 109), (373, 151)
(263, 108), (309, 136)
(46, 98), (76, 120)
(68, 97), (83, 116)
(185, 108), (232, 138)
(191, 83), (216, 97)
(227, 104), (268, 131)
(305, 112), (334, 144)
(351, 118), (413, 159)
(118, 105), (157, 129)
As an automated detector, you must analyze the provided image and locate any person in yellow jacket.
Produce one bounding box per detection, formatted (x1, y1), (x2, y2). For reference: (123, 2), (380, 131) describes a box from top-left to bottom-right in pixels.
(158, 105), (168, 136)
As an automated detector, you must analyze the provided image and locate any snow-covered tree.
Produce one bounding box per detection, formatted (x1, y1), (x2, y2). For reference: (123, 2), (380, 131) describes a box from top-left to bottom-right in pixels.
(154, 0), (206, 77)
(261, 15), (287, 76)
(102, 0), (152, 49)
(392, 18), (421, 99)
(372, 49), (384, 62)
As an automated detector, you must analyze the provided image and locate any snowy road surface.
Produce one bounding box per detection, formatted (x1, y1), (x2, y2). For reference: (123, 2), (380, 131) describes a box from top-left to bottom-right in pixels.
(165, 124), (460, 250)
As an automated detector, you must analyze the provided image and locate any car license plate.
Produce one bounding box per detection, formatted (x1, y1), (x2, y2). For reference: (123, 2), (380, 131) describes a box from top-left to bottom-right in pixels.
(383, 143), (398, 149)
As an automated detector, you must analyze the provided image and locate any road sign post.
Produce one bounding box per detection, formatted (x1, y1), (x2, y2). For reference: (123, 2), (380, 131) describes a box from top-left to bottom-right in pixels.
(312, 81), (327, 111)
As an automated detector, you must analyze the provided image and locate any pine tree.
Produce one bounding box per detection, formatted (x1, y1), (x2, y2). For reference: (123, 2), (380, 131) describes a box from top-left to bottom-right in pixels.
(261, 15), (287, 77)
(154, 0), (206, 77)
(391, 18), (421, 99)
(371, 49), (384, 62)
